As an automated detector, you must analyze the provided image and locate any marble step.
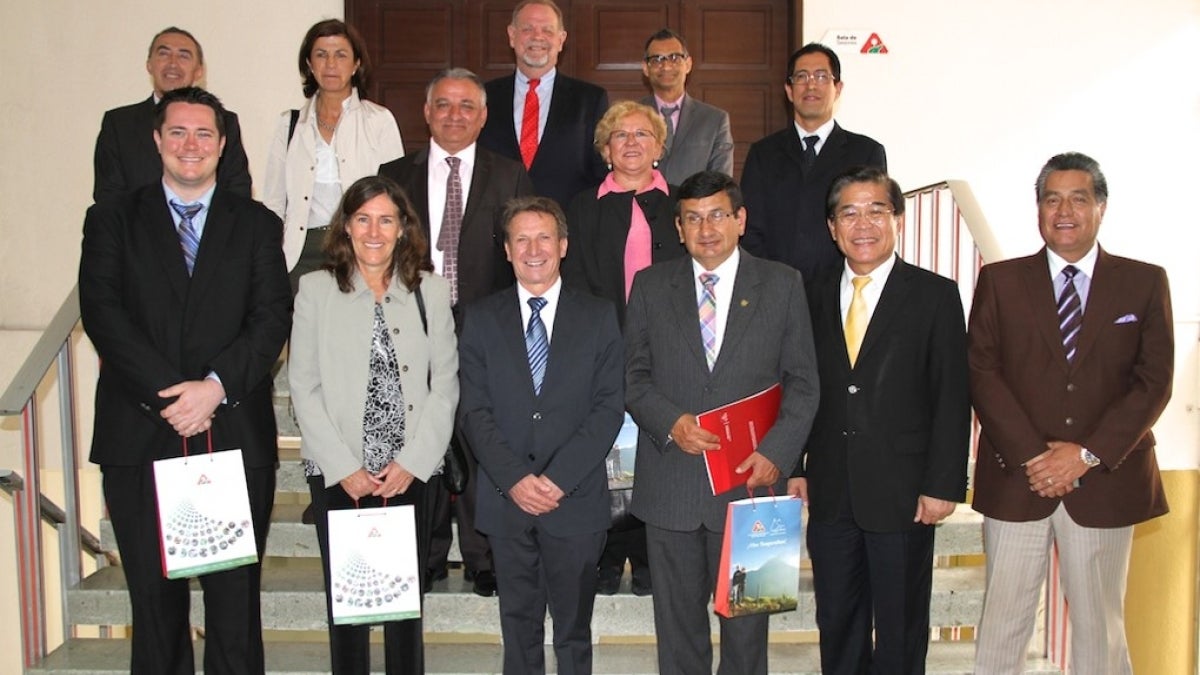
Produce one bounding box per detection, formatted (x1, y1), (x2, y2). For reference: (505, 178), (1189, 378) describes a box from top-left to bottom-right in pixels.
(69, 562), (986, 634)
(100, 502), (985, 561)
(28, 637), (1061, 674)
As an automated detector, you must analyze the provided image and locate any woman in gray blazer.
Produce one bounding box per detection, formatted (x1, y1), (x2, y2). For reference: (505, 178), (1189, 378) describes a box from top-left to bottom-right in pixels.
(289, 175), (458, 675)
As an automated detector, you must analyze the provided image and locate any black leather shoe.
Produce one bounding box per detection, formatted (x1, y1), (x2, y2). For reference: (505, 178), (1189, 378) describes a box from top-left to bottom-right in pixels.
(301, 503), (315, 525)
(428, 567), (449, 583)
(472, 570), (498, 597)
(596, 569), (621, 595)
(631, 577), (652, 596)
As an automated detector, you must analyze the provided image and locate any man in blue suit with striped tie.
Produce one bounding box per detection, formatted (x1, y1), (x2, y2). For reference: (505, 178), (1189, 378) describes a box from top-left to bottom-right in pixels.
(457, 196), (624, 674)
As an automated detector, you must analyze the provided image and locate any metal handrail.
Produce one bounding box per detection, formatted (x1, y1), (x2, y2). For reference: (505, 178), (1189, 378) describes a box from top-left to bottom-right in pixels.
(0, 284), (92, 668)
(0, 469), (114, 565)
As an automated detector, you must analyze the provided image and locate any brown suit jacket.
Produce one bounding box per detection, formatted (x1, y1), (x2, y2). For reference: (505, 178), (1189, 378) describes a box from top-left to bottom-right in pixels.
(968, 247), (1173, 527)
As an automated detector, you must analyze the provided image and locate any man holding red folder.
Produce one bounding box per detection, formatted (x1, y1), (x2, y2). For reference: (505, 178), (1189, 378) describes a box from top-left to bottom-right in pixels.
(625, 171), (819, 675)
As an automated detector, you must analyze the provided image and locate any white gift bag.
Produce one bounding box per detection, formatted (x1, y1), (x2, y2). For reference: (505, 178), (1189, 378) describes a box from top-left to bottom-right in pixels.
(153, 438), (258, 579)
(327, 503), (422, 625)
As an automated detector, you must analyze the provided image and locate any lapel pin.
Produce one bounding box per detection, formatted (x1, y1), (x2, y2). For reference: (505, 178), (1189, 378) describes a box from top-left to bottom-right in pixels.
(740, 299), (749, 307)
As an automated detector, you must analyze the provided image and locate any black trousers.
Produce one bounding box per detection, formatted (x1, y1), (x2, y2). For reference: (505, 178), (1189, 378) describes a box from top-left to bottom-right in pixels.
(426, 433), (492, 575)
(103, 460), (275, 675)
(807, 497), (935, 675)
(308, 476), (430, 675)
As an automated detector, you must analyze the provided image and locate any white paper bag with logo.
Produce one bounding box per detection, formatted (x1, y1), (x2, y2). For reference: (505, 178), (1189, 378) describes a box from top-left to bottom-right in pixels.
(153, 434), (258, 579)
(326, 503), (422, 625)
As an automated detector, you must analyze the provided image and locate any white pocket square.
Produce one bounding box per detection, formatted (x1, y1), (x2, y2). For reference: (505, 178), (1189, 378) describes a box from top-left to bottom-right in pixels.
(1114, 313), (1139, 324)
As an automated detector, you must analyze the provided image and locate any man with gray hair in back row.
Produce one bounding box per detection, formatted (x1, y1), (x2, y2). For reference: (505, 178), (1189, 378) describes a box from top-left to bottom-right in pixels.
(380, 67), (536, 599)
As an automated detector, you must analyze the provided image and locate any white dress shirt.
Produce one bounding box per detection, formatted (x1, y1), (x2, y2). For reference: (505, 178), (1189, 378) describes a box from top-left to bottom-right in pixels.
(426, 140), (477, 274)
(689, 249), (740, 363)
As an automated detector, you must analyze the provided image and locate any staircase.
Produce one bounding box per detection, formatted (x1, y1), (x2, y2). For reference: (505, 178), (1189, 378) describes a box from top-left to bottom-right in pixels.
(29, 413), (1062, 673)
(30, 318), (1063, 674)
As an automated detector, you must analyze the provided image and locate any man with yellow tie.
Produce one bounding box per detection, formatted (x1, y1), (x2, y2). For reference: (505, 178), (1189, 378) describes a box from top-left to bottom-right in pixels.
(787, 165), (971, 674)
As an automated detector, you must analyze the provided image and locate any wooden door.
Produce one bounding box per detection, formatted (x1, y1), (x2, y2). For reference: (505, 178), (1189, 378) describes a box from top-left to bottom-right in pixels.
(347, 0), (791, 177)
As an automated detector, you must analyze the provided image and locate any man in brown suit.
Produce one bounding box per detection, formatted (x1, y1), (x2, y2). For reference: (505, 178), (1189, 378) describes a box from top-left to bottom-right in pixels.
(969, 152), (1173, 674)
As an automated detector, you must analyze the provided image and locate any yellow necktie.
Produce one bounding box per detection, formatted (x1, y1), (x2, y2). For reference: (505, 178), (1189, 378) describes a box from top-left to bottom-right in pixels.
(845, 276), (871, 366)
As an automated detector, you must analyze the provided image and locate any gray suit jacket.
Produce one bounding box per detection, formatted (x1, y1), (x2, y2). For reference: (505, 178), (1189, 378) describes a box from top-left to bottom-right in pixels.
(459, 284), (625, 537)
(640, 93), (734, 186)
(625, 250), (820, 531)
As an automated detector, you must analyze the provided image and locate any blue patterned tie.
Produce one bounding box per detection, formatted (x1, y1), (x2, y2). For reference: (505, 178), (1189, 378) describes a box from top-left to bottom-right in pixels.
(1057, 265), (1082, 363)
(169, 200), (203, 275)
(526, 296), (549, 395)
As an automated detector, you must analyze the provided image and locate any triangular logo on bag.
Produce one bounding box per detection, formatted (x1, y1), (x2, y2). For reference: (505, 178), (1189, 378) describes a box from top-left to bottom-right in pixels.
(197, 474), (211, 485)
(368, 527), (382, 538)
(751, 520), (766, 533)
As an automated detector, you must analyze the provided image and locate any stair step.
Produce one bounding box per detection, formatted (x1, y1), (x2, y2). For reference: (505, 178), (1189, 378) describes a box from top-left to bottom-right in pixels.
(29, 637), (1062, 674)
(100, 502), (984, 560)
(69, 563), (986, 634)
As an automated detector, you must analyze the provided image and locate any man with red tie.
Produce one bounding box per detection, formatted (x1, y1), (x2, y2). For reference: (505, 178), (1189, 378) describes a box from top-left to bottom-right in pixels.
(477, 0), (608, 211)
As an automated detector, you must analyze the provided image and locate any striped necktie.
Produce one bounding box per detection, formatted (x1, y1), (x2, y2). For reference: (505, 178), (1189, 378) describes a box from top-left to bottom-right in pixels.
(1058, 265), (1083, 363)
(169, 200), (203, 275)
(699, 273), (719, 370)
(526, 296), (549, 395)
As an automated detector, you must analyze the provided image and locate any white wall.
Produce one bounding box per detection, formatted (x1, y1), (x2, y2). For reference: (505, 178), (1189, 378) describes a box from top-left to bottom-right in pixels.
(805, 0), (1200, 468)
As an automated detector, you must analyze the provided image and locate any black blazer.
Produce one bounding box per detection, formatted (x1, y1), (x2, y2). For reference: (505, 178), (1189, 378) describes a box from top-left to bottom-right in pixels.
(478, 73), (608, 211)
(796, 257), (970, 532)
(741, 123), (886, 283)
(379, 146), (536, 315)
(458, 284), (624, 538)
(79, 183), (292, 467)
(93, 96), (253, 204)
(562, 184), (685, 326)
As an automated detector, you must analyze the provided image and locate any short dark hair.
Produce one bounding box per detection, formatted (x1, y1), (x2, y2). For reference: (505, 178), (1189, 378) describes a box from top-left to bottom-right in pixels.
(323, 176), (432, 293)
(154, 87), (226, 138)
(644, 28), (688, 56)
(425, 67), (487, 106)
(788, 42), (841, 82)
(825, 166), (904, 221)
(1035, 152), (1108, 204)
(511, 0), (565, 29)
(299, 20), (372, 99)
(675, 171), (744, 216)
(148, 27), (204, 64)
(502, 196), (568, 240)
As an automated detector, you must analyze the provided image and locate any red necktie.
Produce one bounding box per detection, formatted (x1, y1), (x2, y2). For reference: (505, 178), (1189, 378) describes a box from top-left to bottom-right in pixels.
(519, 78), (541, 170)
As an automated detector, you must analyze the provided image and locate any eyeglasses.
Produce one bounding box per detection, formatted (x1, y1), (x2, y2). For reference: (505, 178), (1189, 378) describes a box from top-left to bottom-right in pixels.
(680, 209), (737, 228)
(833, 204), (894, 227)
(645, 52), (688, 67)
(609, 129), (656, 144)
(787, 70), (834, 86)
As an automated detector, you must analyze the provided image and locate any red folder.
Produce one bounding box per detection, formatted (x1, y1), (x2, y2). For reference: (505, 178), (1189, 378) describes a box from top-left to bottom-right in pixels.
(698, 383), (783, 495)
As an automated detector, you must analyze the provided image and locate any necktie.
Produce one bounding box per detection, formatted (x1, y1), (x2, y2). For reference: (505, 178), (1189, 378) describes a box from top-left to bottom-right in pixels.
(660, 104), (679, 144)
(526, 296), (549, 395)
(801, 134), (820, 171)
(437, 156), (463, 306)
(845, 276), (870, 366)
(699, 273), (719, 370)
(1058, 265), (1083, 363)
(519, 78), (541, 170)
(169, 200), (203, 275)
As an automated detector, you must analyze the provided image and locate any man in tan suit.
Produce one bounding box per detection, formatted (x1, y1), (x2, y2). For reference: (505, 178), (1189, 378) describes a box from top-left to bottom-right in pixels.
(969, 152), (1174, 674)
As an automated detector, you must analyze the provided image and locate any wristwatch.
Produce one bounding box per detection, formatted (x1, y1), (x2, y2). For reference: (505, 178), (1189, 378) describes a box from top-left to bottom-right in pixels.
(1080, 447), (1101, 468)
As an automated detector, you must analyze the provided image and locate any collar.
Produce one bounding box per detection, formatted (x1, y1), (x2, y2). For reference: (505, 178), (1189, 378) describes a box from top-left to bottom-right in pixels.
(841, 253), (897, 289)
(516, 68), (557, 89)
(792, 117), (836, 145)
(654, 93), (685, 109)
(517, 275), (563, 306)
(429, 139), (478, 167)
(597, 169), (669, 198)
(1046, 244), (1099, 280)
(162, 180), (216, 211)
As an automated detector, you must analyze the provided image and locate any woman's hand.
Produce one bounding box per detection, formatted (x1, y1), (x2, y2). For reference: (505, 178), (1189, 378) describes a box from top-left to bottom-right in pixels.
(339, 468), (382, 500)
(373, 461), (415, 498)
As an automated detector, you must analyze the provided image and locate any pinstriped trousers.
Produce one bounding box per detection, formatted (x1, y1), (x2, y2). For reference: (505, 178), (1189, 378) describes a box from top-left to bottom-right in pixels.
(974, 504), (1133, 675)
